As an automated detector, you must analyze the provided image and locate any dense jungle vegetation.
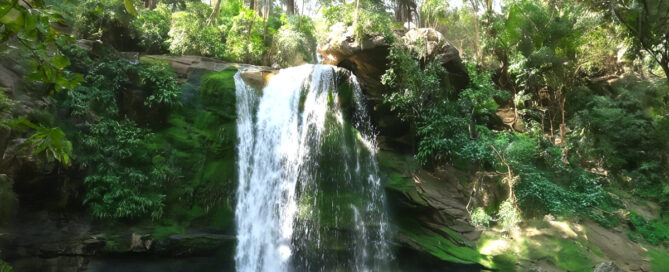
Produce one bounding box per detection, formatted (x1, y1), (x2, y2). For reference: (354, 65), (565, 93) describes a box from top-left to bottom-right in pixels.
(1, 0), (669, 270)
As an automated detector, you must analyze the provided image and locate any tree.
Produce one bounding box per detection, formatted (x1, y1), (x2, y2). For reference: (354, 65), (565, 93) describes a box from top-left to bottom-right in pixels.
(585, 0), (669, 81)
(611, 0), (669, 81)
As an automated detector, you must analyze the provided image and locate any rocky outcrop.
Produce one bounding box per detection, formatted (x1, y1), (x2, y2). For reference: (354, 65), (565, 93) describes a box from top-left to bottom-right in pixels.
(378, 151), (491, 268)
(399, 28), (469, 91)
(139, 55), (277, 90)
(0, 211), (235, 271)
(318, 23), (390, 99)
(319, 28), (470, 151)
(318, 27), (469, 99)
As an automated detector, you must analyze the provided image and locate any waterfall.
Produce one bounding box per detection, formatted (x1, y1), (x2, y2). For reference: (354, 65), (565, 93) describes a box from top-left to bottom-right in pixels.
(234, 64), (390, 272)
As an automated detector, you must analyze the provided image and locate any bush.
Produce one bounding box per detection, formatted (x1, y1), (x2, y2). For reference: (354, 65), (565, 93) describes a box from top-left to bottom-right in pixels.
(270, 15), (316, 67)
(471, 207), (492, 227)
(629, 212), (669, 245)
(569, 77), (669, 202)
(59, 55), (182, 220)
(168, 3), (226, 58)
(82, 119), (165, 220)
(137, 64), (181, 108)
(382, 50), (506, 165)
(497, 200), (521, 232)
(132, 3), (171, 53)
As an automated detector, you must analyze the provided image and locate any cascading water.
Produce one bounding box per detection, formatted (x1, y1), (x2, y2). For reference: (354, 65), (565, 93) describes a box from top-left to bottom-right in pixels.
(234, 64), (391, 272)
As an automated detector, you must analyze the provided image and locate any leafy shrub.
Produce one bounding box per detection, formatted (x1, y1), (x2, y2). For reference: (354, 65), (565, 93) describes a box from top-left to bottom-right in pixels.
(137, 64), (181, 108)
(629, 212), (669, 245)
(132, 3), (171, 53)
(471, 207), (492, 227)
(8, 118), (73, 166)
(59, 54), (183, 220)
(168, 3), (226, 58)
(497, 200), (521, 232)
(569, 77), (669, 202)
(382, 49), (506, 165)
(271, 15), (316, 67)
(82, 119), (165, 219)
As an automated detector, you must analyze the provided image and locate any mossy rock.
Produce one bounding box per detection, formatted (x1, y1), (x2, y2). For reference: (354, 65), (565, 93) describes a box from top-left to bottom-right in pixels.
(397, 219), (490, 266)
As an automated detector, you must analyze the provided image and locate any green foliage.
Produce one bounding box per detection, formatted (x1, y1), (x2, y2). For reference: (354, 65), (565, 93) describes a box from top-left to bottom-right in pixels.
(8, 118), (73, 166)
(82, 119), (166, 220)
(0, 260), (12, 272)
(132, 3), (171, 53)
(598, 0), (669, 79)
(0, 0), (82, 93)
(321, 3), (397, 44)
(168, 3), (226, 58)
(471, 207), (492, 227)
(224, 8), (267, 64)
(569, 77), (669, 202)
(58, 52), (186, 220)
(0, 90), (12, 117)
(628, 212), (669, 245)
(271, 15), (316, 67)
(74, 0), (138, 49)
(137, 64), (181, 108)
(382, 48), (506, 165)
(497, 200), (520, 232)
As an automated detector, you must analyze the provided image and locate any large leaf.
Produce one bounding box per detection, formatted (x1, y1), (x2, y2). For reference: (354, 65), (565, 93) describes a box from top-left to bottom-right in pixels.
(124, 0), (137, 16)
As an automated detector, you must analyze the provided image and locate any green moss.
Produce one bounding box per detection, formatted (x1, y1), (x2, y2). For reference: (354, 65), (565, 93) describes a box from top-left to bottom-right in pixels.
(138, 56), (170, 65)
(521, 237), (594, 272)
(153, 223), (184, 240)
(101, 233), (131, 254)
(489, 254), (517, 272)
(649, 248), (669, 272)
(398, 219), (490, 266)
(151, 67), (239, 233)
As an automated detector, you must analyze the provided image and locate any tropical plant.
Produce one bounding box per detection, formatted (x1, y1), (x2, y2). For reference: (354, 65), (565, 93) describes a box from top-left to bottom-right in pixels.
(8, 118), (73, 166)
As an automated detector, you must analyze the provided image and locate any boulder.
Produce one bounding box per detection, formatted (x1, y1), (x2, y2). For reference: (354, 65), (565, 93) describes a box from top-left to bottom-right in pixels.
(594, 262), (624, 272)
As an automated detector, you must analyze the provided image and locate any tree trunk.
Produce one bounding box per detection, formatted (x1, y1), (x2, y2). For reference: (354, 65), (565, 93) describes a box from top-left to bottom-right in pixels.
(285, 0), (294, 15)
(471, 1), (480, 62)
(262, 0), (270, 49)
(661, 58), (669, 84)
(207, 0), (222, 25)
(559, 96), (566, 145)
(144, 0), (156, 10)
